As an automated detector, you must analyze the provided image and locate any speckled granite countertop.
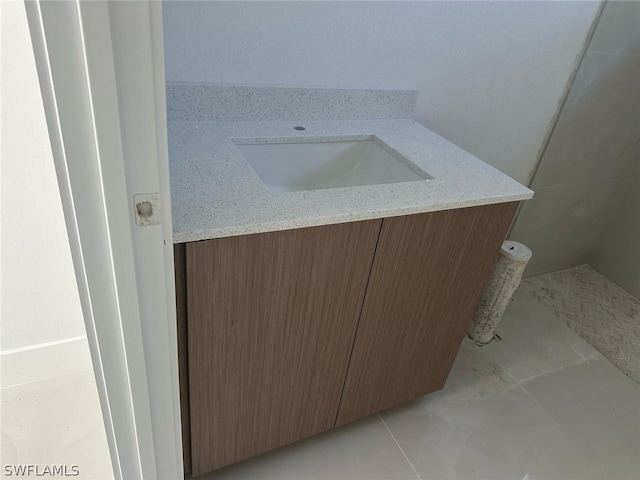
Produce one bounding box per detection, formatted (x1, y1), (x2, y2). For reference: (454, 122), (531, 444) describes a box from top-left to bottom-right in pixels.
(169, 118), (533, 243)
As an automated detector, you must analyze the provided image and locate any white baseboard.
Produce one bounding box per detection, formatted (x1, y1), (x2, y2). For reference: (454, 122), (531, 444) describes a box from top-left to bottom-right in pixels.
(0, 336), (92, 388)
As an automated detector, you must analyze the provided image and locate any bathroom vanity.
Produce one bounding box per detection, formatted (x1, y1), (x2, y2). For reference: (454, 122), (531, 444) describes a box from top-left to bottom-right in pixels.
(168, 86), (532, 477)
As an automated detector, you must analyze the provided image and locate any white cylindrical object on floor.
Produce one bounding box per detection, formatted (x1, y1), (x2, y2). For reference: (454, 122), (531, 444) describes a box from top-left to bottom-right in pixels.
(468, 240), (532, 345)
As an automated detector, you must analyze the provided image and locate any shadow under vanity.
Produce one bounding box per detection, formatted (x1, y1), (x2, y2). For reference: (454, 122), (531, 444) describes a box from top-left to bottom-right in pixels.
(168, 85), (532, 477)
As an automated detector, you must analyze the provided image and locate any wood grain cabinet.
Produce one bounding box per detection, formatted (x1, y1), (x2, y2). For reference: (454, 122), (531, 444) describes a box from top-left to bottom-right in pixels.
(335, 202), (518, 425)
(175, 202), (518, 476)
(180, 220), (382, 475)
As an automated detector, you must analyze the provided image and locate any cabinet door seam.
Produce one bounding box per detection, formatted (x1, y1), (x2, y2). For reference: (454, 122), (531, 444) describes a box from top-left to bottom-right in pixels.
(333, 218), (385, 427)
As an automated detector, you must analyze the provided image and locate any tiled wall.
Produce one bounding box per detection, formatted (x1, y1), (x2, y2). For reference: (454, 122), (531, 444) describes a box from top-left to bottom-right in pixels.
(511, 0), (640, 278)
(590, 177), (640, 298)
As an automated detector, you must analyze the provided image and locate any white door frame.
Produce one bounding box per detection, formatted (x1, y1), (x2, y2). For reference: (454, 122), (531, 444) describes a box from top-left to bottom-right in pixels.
(24, 1), (182, 478)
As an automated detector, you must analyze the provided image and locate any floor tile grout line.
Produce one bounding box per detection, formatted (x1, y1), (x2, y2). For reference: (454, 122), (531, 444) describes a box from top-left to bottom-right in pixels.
(0, 368), (96, 391)
(517, 380), (611, 480)
(477, 344), (522, 389)
(516, 357), (590, 385)
(517, 383), (563, 429)
(378, 413), (422, 480)
(574, 346), (596, 363)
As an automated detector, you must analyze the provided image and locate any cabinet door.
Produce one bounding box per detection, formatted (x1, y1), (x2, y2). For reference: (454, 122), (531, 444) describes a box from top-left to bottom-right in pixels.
(186, 220), (381, 475)
(335, 203), (518, 426)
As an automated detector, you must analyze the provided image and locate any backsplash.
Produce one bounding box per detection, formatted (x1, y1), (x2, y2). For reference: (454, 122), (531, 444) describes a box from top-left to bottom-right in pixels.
(166, 84), (417, 122)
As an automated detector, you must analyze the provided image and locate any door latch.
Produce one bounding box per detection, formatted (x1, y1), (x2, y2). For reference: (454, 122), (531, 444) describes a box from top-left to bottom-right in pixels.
(133, 193), (161, 226)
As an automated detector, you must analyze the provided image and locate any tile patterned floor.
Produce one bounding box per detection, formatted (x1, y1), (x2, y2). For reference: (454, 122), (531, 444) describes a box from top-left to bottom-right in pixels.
(0, 370), (113, 480)
(2, 288), (639, 480)
(207, 289), (640, 480)
(521, 264), (640, 384)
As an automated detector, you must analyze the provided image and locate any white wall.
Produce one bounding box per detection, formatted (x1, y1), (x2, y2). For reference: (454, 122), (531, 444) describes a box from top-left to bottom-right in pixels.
(1, 2), (89, 385)
(163, 1), (601, 185)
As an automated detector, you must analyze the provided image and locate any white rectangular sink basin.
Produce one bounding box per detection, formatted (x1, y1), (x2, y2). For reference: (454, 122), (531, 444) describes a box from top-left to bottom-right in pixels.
(234, 136), (431, 193)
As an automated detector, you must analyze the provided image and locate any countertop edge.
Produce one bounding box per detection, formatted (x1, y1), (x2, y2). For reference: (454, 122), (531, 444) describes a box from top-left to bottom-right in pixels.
(172, 192), (532, 243)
